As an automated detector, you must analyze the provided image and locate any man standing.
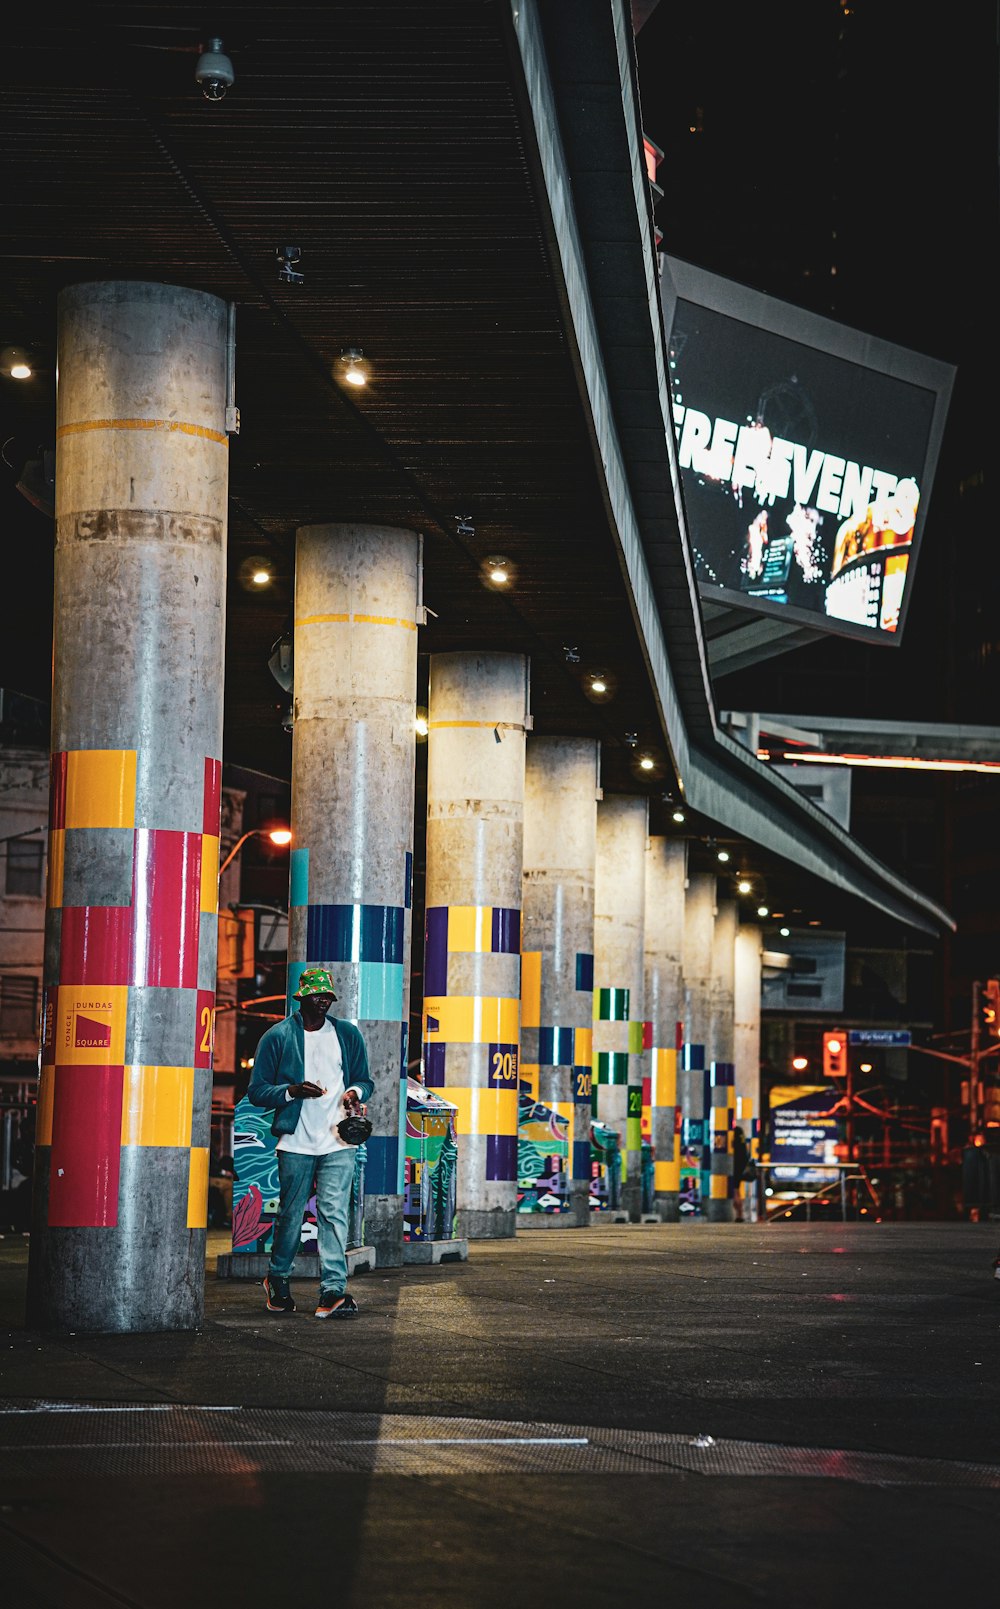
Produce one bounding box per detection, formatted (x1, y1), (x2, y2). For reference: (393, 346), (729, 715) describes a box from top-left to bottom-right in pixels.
(248, 968), (374, 1318)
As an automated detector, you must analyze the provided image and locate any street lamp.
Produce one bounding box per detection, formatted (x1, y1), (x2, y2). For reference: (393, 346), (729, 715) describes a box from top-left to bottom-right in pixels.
(218, 826), (291, 878)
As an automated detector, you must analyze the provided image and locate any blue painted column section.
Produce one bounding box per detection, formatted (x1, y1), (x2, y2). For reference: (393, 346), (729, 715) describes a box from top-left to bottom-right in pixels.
(289, 523), (420, 1269)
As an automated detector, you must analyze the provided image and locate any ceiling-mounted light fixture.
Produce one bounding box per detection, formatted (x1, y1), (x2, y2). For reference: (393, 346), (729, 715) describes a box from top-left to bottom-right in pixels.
(756, 904), (769, 917)
(717, 849), (730, 863)
(195, 36), (235, 100)
(486, 557), (510, 585)
(639, 756), (654, 772)
(624, 732), (638, 748)
(590, 677), (606, 694)
(672, 809), (686, 823)
(415, 713), (429, 738)
(455, 514), (475, 539)
(251, 568), (271, 586)
(340, 347), (367, 386)
(737, 879), (752, 894)
(2, 346), (34, 380)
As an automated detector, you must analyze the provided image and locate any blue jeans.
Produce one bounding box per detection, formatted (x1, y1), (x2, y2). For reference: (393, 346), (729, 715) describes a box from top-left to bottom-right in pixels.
(269, 1148), (355, 1292)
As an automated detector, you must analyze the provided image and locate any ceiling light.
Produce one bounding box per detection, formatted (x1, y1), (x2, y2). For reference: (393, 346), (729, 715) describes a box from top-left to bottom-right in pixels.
(639, 756), (654, 771)
(672, 809), (685, 824)
(415, 715), (429, 737)
(2, 346), (34, 380)
(792, 1056), (809, 1072)
(756, 904), (769, 917)
(487, 558), (509, 585)
(737, 879), (751, 894)
(779, 926), (790, 937)
(340, 347), (367, 386)
(10, 362), (31, 380)
(590, 678), (606, 694)
(717, 849), (730, 863)
(268, 828), (292, 846)
(860, 1062), (873, 1073)
(251, 569), (271, 586)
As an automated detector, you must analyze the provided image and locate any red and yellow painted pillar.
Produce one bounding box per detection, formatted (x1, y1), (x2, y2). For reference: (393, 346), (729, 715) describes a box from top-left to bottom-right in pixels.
(27, 281), (229, 1332)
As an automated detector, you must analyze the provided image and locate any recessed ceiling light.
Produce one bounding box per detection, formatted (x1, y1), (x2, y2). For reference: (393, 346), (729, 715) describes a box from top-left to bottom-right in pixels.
(414, 715), (429, 737)
(757, 904), (769, 917)
(485, 556), (510, 585)
(340, 347), (367, 386)
(639, 756), (654, 771)
(590, 678), (607, 694)
(672, 809), (685, 823)
(251, 569), (271, 586)
(779, 926), (790, 937)
(717, 849), (730, 863)
(737, 879), (751, 894)
(10, 362), (31, 380)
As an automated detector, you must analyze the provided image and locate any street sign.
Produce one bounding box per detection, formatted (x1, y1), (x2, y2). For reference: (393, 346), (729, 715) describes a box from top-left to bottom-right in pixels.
(848, 1029), (911, 1047)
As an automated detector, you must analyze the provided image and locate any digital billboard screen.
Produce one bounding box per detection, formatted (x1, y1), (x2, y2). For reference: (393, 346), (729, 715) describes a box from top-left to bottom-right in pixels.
(660, 257), (955, 644)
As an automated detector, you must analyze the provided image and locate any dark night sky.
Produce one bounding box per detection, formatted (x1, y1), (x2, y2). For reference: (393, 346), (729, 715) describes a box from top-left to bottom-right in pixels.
(634, 0), (1000, 726)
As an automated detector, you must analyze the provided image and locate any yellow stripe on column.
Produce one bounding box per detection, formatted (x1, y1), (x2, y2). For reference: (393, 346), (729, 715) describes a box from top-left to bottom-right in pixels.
(520, 951), (541, 1029)
(436, 1087), (518, 1138)
(709, 1173), (730, 1200)
(57, 416), (228, 446)
(200, 834), (219, 914)
(37, 1066), (55, 1145)
(423, 995), (519, 1044)
(654, 1158), (680, 1192)
(64, 749), (137, 830)
(187, 1147), (210, 1228)
(447, 905), (493, 952)
(121, 1065), (195, 1147)
(651, 1046), (677, 1106)
(47, 829), (65, 908)
(574, 1026), (593, 1065)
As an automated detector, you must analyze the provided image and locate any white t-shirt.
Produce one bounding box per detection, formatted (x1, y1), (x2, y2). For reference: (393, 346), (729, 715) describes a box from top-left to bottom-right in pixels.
(277, 1019), (360, 1156)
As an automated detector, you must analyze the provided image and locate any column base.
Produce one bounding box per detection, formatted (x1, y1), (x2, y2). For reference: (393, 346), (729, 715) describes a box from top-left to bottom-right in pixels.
(653, 1192), (681, 1222)
(363, 1193), (405, 1269)
(457, 1207), (517, 1239)
(402, 1238), (468, 1264)
(216, 1247), (377, 1279)
(705, 1200), (735, 1223)
(620, 1178), (643, 1223)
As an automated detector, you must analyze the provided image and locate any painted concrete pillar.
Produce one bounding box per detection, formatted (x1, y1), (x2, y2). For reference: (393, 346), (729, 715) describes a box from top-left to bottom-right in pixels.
(644, 837), (685, 1221)
(734, 924), (763, 1221)
(28, 281), (230, 1332)
(521, 737), (599, 1225)
(423, 653), (528, 1239)
(593, 795), (648, 1221)
(680, 871), (716, 1121)
(288, 523), (420, 1269)
(710, 898), (738, 1064)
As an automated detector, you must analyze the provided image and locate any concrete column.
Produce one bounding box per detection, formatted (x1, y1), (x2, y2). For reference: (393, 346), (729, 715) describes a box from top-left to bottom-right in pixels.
(710, 898), (738, 1064)
(288, 523), (420, 1270)
(680, 871), (716, 1121)
(644, 837), (685, 1220)
(593, 795), (648, 1221)
(28, 281), (230, 1332)
(423, 653), (528, 1239)
(521, 737), (599, 1225)
(734, 924), (763, 1222)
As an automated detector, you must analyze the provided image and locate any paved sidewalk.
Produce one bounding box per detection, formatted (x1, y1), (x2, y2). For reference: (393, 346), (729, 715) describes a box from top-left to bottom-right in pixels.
(2, 1222), (998, 1607)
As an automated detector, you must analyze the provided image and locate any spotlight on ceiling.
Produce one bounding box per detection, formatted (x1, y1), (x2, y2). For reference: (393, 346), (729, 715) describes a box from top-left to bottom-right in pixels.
(639, 756), (654, 772)
(340, 347), (367, 386)
(485, 557), (510, 586)
(251, 568), (271, 586)
(455, 514), (475, 539)
(624, 732), (638, 748)
(779, 926), (790, 937)
(756, 904), (769, 917)
(590, 677), (606, 694)
(415, 713), (429, 738)
(737, 879), (752, 894)
(717, 849), (730, 863)
(2, 346), (34, 380)
(672, 809), (686, 823)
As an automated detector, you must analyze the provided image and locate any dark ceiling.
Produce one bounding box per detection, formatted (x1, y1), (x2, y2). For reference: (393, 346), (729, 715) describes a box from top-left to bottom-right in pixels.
(0, 2), (958, 938)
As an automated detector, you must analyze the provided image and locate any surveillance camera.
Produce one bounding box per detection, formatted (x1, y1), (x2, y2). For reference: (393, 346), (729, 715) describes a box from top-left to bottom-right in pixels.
(195, 38), (234, 101)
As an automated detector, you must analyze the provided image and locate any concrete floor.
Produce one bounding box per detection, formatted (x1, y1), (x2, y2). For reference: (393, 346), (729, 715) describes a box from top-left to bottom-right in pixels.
(2, 1221), (998, 1607)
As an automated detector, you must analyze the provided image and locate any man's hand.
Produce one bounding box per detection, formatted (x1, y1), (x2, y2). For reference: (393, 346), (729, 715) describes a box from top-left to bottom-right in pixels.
(342, 1089), (366, 1116)
(287, 1081), (324, 1099)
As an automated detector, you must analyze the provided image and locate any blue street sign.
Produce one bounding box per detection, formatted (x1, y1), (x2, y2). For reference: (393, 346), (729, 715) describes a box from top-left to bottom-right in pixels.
(848, 1029), (911, 1047)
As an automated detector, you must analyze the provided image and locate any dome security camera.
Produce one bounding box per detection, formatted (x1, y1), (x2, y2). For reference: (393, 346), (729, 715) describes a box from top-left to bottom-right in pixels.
(195, 38), (234, 101)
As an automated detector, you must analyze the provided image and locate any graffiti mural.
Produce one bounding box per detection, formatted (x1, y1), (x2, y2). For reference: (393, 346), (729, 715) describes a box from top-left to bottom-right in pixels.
(404, 1078), (458, 1241)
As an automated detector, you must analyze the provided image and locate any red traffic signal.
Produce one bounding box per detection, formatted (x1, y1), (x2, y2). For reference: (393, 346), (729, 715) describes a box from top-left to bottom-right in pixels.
(823, 1031), (847, 1079)
(981, 979), (1000, 1041)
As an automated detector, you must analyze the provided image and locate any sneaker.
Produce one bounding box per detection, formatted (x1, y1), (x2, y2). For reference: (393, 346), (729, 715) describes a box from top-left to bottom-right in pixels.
(315, 1289), (359, 1319)
(262, 1274), (295, 1313)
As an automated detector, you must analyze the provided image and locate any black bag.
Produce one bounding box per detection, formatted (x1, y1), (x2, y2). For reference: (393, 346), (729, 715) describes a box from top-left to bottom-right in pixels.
(741, 1158), (758, 1183)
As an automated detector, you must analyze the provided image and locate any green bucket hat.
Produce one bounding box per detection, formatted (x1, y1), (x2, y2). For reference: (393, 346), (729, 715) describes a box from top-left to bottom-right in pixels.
(294, 967), (338, 1001)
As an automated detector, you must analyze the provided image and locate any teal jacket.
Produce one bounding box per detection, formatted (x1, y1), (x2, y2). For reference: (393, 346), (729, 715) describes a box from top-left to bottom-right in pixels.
(247, 1010), (375, 1138)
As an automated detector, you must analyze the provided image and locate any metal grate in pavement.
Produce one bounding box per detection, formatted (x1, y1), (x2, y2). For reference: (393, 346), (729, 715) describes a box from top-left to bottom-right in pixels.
(0, 1403), (997, 1487)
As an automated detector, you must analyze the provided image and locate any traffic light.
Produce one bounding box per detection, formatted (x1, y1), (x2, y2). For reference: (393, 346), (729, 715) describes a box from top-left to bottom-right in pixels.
(981, 978), (1000, 1040)
(823, 1030), (847, 1080)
